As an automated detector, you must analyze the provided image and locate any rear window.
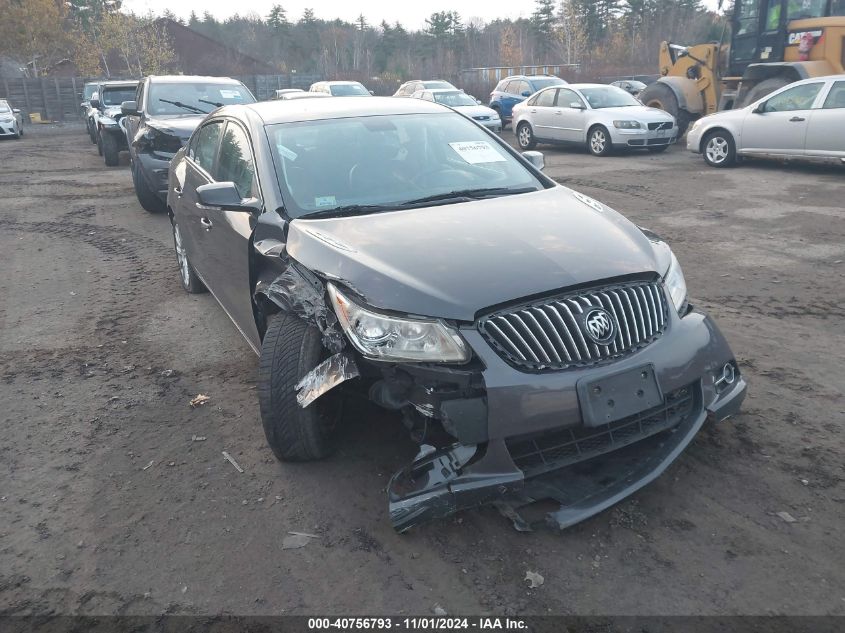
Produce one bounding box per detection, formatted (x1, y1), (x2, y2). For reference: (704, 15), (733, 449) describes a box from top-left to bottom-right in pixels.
(423, 81), (453, 89)
(530, 78), (566, 91)
(329, 84), (369, 96)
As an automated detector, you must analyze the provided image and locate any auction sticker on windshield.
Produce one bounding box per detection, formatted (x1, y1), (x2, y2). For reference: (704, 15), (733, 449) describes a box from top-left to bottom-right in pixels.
(449, 141), (506, 164)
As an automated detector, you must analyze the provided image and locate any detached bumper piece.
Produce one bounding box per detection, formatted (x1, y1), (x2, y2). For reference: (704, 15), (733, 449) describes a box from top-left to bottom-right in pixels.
(388, 443), (523, 533)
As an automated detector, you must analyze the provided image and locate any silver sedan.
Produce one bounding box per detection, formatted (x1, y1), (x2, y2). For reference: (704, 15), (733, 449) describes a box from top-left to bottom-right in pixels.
(512, 84), (677, 156)
(687, 74), (845, 168)
(0, 99), (23, 139)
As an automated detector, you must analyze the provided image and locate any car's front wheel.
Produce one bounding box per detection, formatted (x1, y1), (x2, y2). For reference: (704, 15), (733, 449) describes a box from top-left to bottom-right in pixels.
(102, 132), (120, 166)
(132, 162), (166, 213)
(88, 120), (97, 144)
(516, 122), (536, 150)
(702, 130), (737, 168)
(171, 219), (206, 294)
(258, 313), (342, 462)
(587, 125), (612, 156)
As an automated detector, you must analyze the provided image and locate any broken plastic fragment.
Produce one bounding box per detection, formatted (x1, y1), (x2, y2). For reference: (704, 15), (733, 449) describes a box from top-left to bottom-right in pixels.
(295, 352), (359, 408)
(524, 570), (544, 588)
(189, 394), (210, 407)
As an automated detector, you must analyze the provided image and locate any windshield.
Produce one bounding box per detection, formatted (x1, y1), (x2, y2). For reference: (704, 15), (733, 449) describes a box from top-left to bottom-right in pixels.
(147, 82), (255, 115)
(531, 78), (565, 90)
(329, 84), (369, 96)
(84, 84), (98, 100)
(433, 91), (477, 107)
(268, 112), (543, 218)
(102, 88), (136, 106)
(579, 86), (640, 108)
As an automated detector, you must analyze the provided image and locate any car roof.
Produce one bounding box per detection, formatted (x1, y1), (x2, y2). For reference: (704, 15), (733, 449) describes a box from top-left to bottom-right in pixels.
(425, 88), (463, 94)
(146, 75), (243, 84)
(502, 75), (559, 81)
(567, 83), (620, 89)
(316, 80), (364, 86)
(236, 96), (449, 124)
(100, 80), (139, 88)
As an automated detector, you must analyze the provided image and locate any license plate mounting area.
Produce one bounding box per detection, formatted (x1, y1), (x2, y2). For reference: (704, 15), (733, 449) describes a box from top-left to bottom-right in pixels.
(577, 364), (663, 427)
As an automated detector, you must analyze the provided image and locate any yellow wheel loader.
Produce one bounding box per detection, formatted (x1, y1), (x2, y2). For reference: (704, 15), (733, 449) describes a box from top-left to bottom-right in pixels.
(639, 0), (845, 135)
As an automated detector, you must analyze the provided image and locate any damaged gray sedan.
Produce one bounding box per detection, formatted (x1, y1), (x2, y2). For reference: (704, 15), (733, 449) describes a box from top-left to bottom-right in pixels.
(166, 97), (746, 532)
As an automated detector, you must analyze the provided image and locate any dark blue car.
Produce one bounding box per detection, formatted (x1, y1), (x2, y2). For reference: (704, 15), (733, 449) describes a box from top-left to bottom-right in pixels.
(489, 75), (567, 125)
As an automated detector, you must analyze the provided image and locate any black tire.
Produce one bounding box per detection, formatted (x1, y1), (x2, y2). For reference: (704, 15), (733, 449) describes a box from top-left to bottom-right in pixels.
(516, 122), (536, 150)
(88, 119), (97, 144)
(102, 132), (120, 166)
(132, 161), (166, 213)
(639, 81), (693, 137)
(647, 144), (670, 153)
(737, 77), (792, 109)
(170, 218), (206, 294)
(587, 125), (613, 156)
(258, 313), (342, 462)
(96, 130), (103, 156)
(702, 129), (737, 168)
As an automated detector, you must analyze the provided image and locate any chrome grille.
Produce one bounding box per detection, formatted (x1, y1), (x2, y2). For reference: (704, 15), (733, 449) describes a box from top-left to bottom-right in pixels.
(479, 281), (668, 371)
(648, 121), (673, 131)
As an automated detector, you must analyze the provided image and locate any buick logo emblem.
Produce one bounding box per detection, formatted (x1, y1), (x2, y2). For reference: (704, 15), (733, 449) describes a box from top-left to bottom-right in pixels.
(583, 308), (616, 345)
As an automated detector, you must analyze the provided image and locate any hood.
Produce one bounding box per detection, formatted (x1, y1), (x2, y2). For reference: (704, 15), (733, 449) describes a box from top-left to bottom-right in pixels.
(598, 105), (675, 122)
(454, 104), (500, 119)
(287, 187), (664, 321)
(145, 114), (206, 142)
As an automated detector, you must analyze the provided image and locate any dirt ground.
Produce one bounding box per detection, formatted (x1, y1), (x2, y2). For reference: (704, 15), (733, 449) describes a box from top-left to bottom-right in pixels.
(1, 123), (843, 618)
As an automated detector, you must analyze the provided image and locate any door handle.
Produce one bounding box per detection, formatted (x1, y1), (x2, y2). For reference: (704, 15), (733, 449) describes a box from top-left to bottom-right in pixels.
(789, 116), (805, 122)
(554, 110), (562, 115)
(200, 217), (213, 230)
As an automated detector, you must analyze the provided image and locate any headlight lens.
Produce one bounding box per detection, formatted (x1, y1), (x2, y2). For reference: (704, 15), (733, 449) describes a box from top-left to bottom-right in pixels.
(664, 251), (688, 314)
(328, 284), (470, 363)
(613, 120), (642, 129)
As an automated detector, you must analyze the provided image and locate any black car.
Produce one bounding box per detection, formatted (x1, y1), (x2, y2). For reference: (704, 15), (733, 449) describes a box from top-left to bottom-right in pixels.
(90, 80), (139, 166)
(166, 97), (746, 532)
(122, 75), (255, 212)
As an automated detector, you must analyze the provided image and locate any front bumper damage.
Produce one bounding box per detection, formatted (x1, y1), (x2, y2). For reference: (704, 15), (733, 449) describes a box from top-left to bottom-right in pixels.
(257, 264), (746, 533)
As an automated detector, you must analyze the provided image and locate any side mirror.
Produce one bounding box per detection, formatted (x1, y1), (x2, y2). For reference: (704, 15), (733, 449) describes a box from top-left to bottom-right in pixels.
(196, 182), (261, 213)
(521, 90), (532, 97)
(752, 103), (765, 114)
(121, 100), (139, 116)
(90, 97), (101, 109)
(369, 90), (375, 95)
(13, 108), (21, 114)
(522, 150), (545, 171)
(476, 98), (482, 104)
(570, 102), (585, 109)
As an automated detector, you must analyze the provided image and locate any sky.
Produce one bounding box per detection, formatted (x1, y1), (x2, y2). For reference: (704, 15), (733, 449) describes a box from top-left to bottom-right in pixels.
(122, 0), (723, 31)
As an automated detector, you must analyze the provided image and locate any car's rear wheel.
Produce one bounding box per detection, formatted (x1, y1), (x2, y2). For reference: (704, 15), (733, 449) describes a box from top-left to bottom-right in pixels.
(587, 125), (613, 156)
(702, 130), (737, 168)
(171, 219), (206, 294)
(516, 122), (536, 150)
(132, 161), (166, 213)
(102, 132), (120, 166)
(258, 313), (342, 462)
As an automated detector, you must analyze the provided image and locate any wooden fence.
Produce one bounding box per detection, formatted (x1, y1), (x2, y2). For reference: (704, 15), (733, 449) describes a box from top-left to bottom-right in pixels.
(0, 73), (324, 122)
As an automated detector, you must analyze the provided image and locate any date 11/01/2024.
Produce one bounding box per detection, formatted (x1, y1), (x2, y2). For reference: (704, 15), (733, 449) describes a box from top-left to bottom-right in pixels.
(307, 617), (528, 630)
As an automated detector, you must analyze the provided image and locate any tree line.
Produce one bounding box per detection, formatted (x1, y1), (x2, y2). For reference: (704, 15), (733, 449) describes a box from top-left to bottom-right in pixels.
(0, 0), (727, 80)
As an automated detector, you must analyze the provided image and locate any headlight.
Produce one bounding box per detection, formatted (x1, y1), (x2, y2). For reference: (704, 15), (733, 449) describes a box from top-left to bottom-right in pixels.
(328, 284), (470, 363)
(664, 251), (688, 314)
(613, 120), (641, 129)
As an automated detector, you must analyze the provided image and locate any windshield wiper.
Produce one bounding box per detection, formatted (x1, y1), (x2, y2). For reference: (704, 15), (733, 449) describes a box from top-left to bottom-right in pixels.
(400, 186), (538, 206)
(158, 99), (209, 114)
(198, 98), (224, 108)
(301, 204), (398, 219)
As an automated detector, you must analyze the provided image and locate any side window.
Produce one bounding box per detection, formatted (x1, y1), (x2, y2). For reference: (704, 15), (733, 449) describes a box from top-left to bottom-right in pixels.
(535, 89), (556, 107)
(556, 88), (583, 108)
(505, 80), (519, 95)
(192, 121), (223, 174)
(216, 123), (258, 198)
(822, 81), (845, 109)
(763, 83), (823, 112)
(517, 81), (531, 96)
